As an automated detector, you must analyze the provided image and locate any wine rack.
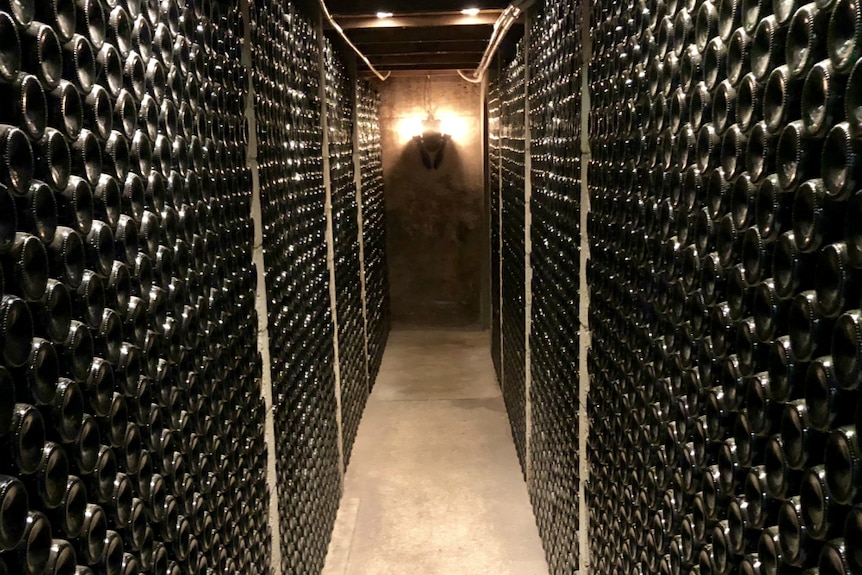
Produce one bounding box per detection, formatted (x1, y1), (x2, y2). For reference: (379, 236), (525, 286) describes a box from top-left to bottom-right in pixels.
(0, 0), (390, 573)
(587, 0), (862, 572)
(490, 3), (585, 570)
(0, 0), (272, 573)
(324, 40), (369, 468)
(251, 3), (341, 574)
(357, 79), (390, 386)
(499, 41), (529, 475)
(526, 1), (583, 572)
(489, 76), (503, 384)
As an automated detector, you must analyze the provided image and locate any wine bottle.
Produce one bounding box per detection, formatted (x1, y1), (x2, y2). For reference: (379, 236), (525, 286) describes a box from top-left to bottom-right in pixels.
(764, 66), (803, 134)
(34, 0), (76, 43)
(803, 60), (845, 139)
(32, 130), (71, 196)
(745, 465), (779, 530)
(0, 73), (46, 141)
(786, 3), (829, 79)
(818, 537), (852, 573)
(799, 464), (847, 542)
(69, 130), (99, 187)
(113, 215), (137, 265)
(777, 121), (822, 191)
(773, 231), (815, 299)
(26, 441), (68, 509)
(67, 413), (97, 475)
(777, 495), (815, 567)
(57, 178), (93, 237)
(827, 0), (862, 73)
(102, 131), (129, 182)
(0, 295), (34, 368)
(95, 43), (121, 98)
(72, 503), (105, 566)
(0, 475), (27, 551)
(83, 445), (114, 505)
(822, 122), (862, 201)
(61, 33), (95, 93)
(728, 27), (752, 85)
(832, 309), (862, 389)
(721, 124), (747, 180)
(0, 11), (20, 82)
(794, 178), (840, 254)
(742, 228), (772, 287)
(0, 124), (33, 194)
(112, 89), (136, 141)
(46, 475), (85, 539)
(123, 52), (145, 103)
(97, 529), (123, 574)
(75, 0), (105, 50)
(714, 81), (738, 134)
(764, 434), (801, 499)
(735, 408), (766, 467)
(805, 356), (855, 431)
(738, 74), (764, 133)
(14, 510), (51, 575)
(61, 320), (92, 383)
(83, 85), (111, 142)
(781, 399), (826, 470)
(824, 425), (862, 505)
(46, 377), (82, 444)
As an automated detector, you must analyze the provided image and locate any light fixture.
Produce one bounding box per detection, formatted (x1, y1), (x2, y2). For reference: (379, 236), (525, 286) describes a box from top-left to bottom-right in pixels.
(414, 113), (450, 170)
(409, 75), (450, 170)
(461, 8), (480, 16)
(376, 11), (393, 18)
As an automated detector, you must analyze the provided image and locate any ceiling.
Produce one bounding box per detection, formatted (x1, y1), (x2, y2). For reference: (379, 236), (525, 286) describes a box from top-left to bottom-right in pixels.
(324, 1), (520, 73)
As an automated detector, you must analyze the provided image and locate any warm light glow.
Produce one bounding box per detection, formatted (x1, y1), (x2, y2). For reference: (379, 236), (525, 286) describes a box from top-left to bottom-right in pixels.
(461, 8), (480, 16)
(376, 11), (394, 18)
(439, 114), (469, 141)
(396, 112), (470, 144)
(397, 116), (426, 144)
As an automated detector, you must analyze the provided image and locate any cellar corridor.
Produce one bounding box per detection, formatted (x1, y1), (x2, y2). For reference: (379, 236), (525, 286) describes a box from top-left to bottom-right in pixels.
(9, 0), (862, 572)
(321, 330), (547, 575)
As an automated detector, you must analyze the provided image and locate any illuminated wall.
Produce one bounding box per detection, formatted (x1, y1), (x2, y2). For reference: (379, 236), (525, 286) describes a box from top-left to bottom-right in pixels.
(378, 76), (486, 326)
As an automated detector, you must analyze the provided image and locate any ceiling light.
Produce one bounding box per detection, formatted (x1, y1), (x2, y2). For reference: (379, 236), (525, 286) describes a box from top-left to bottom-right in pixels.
(461, 8), (480, 16)
(376, 11), (393, 18)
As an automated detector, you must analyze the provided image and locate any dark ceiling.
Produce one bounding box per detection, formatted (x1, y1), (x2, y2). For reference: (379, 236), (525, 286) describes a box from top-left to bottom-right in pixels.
(324, 1), (519, 73)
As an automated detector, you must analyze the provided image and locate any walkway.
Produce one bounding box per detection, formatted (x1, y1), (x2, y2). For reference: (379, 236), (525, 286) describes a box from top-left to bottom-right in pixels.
(322, 330), (549, 575)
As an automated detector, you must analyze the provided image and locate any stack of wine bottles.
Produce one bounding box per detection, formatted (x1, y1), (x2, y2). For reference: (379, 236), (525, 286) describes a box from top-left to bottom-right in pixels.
(0, 0), (273, 573)
(490, 78), (503, 385)
(588, 0), (862, 572)
(324, 40), (369, 468)
(251, 1), (390, 571)
(499, 42), (529, 475)
(357, 80), (390, 387)
(251, 3), (342, 574)
(525, 1), (583, 572)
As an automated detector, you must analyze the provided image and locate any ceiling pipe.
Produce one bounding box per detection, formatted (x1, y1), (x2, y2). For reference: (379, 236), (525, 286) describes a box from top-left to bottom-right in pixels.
(318, 0), (392, 82)
(458, 0), (536, 84)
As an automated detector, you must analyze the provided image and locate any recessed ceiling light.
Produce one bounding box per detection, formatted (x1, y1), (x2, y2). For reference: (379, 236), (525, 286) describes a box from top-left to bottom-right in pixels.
(376, 11), (394, 18)
(461, 8), (480, 16)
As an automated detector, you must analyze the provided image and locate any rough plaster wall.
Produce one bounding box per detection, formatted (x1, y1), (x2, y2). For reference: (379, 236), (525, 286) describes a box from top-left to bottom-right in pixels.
(380, 76), (485, 327)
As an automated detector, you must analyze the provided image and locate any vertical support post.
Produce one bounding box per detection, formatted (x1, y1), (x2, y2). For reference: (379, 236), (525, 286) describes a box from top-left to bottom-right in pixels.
(578, 1), (593, 572)
(318, 19), (346, 479)
(522, 11), (534, 486)
(352, 77), (371, 392)
(239, 0), (282, 572)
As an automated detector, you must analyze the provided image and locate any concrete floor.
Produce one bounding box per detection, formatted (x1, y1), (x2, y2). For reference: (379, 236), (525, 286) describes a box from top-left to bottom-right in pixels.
(322, 330), (549, 575)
